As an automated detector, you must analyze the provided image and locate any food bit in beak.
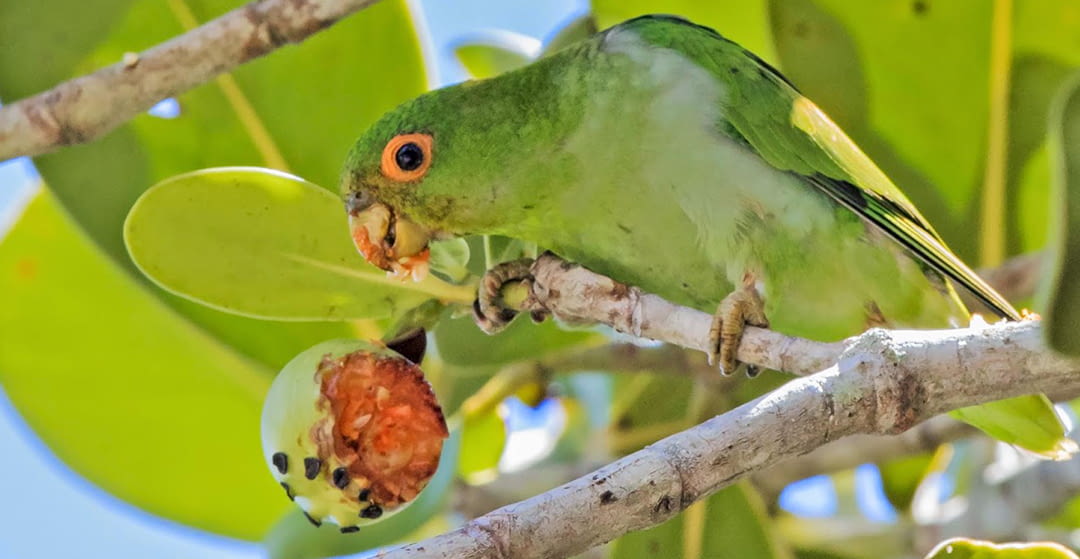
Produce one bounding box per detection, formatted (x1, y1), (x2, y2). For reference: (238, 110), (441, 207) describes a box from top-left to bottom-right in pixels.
(347, 199), (431, 282)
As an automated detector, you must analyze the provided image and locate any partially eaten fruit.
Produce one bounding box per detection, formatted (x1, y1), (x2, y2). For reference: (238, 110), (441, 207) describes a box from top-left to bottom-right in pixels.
(261, 339), (448, 532)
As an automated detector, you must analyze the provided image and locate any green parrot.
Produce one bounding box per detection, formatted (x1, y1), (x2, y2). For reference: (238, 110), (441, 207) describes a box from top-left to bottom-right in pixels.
(339, 15), (1071, 458)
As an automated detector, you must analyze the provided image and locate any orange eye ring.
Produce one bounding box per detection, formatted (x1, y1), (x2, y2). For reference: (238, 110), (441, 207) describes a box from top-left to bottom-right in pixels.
(380, 133), (434, 183)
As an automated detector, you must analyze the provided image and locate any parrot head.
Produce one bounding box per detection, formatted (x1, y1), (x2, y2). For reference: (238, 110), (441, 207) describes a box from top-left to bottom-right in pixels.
(340, 84), (505, 281)
(340, 54), (582, 280)
(340, 124), (439, 281)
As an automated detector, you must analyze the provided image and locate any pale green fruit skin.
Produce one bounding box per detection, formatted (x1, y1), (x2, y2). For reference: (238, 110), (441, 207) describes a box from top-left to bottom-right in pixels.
(260, 339), (436, 530)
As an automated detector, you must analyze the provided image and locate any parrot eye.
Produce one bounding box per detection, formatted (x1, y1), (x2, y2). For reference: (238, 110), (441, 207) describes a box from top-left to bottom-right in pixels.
(395, 143), (423, 171)
(380, 133), (433, 183)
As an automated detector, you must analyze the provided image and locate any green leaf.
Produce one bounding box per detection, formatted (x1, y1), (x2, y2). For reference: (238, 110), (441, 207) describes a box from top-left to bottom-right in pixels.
(1011, 57), (1075, 255)
(1010, 0), (1080, 255)
(124, 167), (475, 321)
(771, 0), (990, 254)
(1041, 71), (1080, 355)
(434, 312), (601, 367)
(263, 424), (463, 559)
(458, 408), (507, 483)
(428, 238), (472, 284)
(925, 538), (1079, 559)
(542, 14), (598, 55)
(0, 0), (425, 262)
(590, 0), (776, 64)
(0, 0), (426, 369)
(0, 190), (285, 539)
(611, 483), (787, 559)
(454, 30), (539, 79)
(609, 374), (693, 454)
(877, 452), (935, 511)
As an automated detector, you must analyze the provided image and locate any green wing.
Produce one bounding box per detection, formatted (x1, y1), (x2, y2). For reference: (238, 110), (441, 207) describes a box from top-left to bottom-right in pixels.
(623, 15), (1018, 320)
(621, 16), (1074, 459)
(723, 43), (1020, 321)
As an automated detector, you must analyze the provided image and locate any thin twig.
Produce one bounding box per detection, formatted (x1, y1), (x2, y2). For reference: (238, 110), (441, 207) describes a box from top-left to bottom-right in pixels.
(0, 0), (381, 161)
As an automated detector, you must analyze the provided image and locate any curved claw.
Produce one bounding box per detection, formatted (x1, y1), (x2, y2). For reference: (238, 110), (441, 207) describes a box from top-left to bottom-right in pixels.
(472, 258), (538, 334)
(708, 284), (769, 376)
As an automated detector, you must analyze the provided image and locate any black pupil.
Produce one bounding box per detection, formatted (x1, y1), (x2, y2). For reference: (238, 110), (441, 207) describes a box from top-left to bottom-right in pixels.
(395, 142), (424, 171)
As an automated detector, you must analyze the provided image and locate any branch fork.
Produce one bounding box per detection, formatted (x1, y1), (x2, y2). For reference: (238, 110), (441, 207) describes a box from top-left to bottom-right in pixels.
(380, 253), (1080, 559)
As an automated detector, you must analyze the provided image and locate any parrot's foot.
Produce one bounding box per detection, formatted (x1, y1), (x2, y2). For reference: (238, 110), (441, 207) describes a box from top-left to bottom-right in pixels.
(708, 282), (769, 377)
(472, 258), (549, 334)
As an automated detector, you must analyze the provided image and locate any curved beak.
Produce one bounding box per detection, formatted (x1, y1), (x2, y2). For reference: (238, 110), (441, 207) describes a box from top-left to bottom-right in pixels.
(345, 191), (432, 281)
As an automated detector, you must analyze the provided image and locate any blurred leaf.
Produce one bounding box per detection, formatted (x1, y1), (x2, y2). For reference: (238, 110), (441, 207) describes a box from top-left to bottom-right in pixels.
(1041, 71), (1080, 354)
(796, 549), (861, 559)
(775, 0), (1080, 264)
(546, 397), (591, 463)
(432, 313), (600, 416)
(542, 13), (598, 55)
(434, 312), (601, 367)
(591, 1), (776, 64)
(125, 167), (475, 320)
(454, 30), (540, 79)
(264, 424), (463, 559)
(382, 300), (446, 346)
(1010, 0), (1080, 254)
(514, 381), (547, 408)
(772, 0), (990, 254)
(609, 374), (693, 454)
(458, 408), (507, 483)
(1046, 489), (1080, 529)
(925, 538), (1079, 559)
(0, 0), (425, 260)
(0, 190), (284, 539)
(0, 0), (426, 369)
(611, 483), (787, 559)
(877, 451), (935, 511)
(1011, 56), (1074, 256)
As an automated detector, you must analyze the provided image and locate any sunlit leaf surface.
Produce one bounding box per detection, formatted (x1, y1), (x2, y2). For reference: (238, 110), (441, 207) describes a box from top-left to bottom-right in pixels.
(0, 191), (284, 539)
(125, 167), (473, 321)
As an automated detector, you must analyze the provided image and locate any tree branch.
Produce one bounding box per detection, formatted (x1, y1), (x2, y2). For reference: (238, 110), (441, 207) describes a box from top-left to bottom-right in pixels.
(0, 0), (381, 162)
(523, 253), (844, 376)
(376, 255), (1080, 559)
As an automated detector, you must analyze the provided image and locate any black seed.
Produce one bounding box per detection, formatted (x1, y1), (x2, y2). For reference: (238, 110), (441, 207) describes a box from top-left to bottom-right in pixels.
(280, 482), (294, 501)
(358, 488), (370, 502)
(302, 511), (321, 527)
(360, 504), (383, 519)
(271, 452), (288, 474)
(340, 526), (360, 533)
(332, 467), (350, 489)
(395, 142), (424, 171)
(304, 457), (322, 480)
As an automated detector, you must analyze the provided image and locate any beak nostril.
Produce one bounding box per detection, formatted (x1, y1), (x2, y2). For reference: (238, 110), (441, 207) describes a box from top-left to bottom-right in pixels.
(345, 190), (373, 216)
